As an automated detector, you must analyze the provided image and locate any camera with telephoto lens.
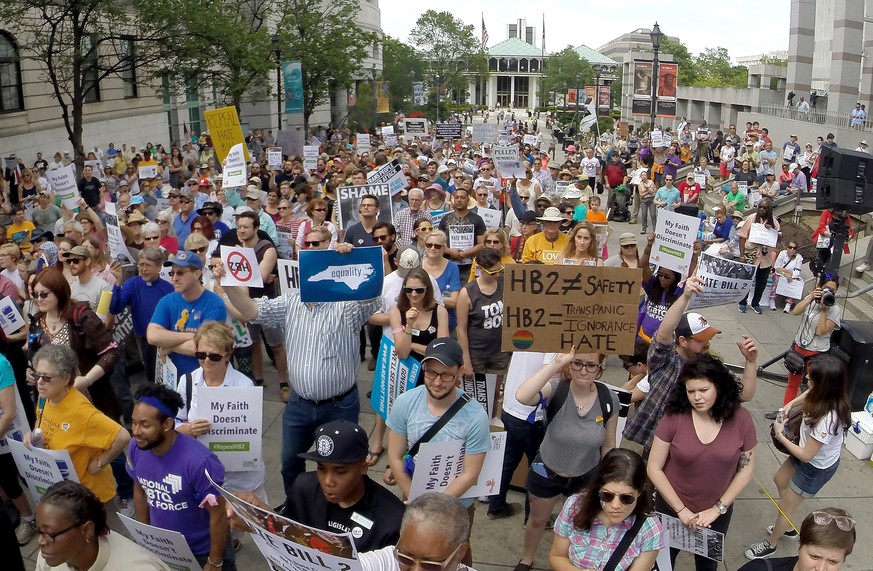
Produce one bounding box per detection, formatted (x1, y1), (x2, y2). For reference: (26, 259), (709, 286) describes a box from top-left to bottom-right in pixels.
(821, 286), (836, 307)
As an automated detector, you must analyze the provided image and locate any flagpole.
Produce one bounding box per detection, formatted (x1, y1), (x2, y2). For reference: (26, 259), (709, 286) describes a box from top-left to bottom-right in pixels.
(540, 13), (545, 110)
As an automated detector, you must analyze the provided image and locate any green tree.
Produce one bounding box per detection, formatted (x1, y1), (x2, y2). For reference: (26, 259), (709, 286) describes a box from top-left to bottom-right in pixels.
(659, 39), (697, 85)
(0, 0), (172, 169)
(382, 36), (425, 111)
(541, 46), (594, 101)
(412, 10), (484, 107)
(694, 47), (747, 88)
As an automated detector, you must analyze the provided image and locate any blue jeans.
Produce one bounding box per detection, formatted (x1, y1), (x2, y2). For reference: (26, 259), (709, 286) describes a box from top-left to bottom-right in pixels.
(110, 452), (134, 501)
(280, 387), (360, 499)
(488, 412), (545, 516)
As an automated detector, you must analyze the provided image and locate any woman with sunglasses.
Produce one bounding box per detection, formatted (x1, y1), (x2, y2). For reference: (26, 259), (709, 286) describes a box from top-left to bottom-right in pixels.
(412, 218), (434, 258)
(185, 233), (214, 284)
(421, 229), (460, 332)
(155, 212), (179, 255)
(140, 222), (169, 261)
(175, 322), (267, 503)
(740, 508), (856, 571)
(467, 228), (513, 282)
(34, 480), (166, 571)
(514, 345), (619, 571)
(556, 222), (603, 267)
(745, 356), (850, 562)
(390, 268), (449, 385)
(550, 449), (663, 571)
(648, 354), (756, 571)
(24, 344), (130, 532)
(295, 198), (337, 253)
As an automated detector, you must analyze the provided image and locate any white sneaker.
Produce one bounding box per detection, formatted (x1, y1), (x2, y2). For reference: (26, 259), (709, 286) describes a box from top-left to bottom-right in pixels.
(857, 262), (869, 273)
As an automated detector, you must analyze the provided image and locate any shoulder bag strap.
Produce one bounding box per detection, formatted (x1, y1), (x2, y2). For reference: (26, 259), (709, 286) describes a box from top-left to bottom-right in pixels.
(602, 514), (647, 571)
(407, 392), (471, 458)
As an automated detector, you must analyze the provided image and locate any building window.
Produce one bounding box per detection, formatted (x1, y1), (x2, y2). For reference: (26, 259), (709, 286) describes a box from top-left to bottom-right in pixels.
(508, 24), (517, 39)
(373, 44), (379, 59)
(525, 27), (534, 45)
(489, 58), (497, 71)
(519, 58), (528, 73)
(82, 35), (100, 103)
(120, 37), (137, 98)
(530, 59), (539, 72)
(160, 72), (171, 106)
(508, 58), (518, 72)
(0, 31), (23, 112)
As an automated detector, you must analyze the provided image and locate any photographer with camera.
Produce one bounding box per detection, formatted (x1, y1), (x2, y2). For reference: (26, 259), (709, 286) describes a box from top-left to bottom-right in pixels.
(765, 273), (842, 419)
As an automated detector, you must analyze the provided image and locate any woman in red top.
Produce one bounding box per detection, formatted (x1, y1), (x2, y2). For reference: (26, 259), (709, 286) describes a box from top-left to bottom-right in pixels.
(811, 210), (853, 269)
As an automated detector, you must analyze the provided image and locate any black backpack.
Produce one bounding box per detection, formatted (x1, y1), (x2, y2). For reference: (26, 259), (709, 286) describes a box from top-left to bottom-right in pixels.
(545, 380), (614, 427)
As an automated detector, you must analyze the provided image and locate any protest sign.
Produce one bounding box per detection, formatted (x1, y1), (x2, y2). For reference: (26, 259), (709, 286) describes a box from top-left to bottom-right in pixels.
(610, 386), (633, 449)
(0, 296), (25, 336)
(277, 259), (300, 295)
(366, 160), (407, 196)
(381, 125), (394, 136)
(303, 145), (319, 171)
(651, 130), (665, 148)
(276, 231), (295, 260)
(222, 143), (248, 188)
(476, 208), (502, 229)
(0, 391), (31, 453)
(502, 265), (642, 354)
(137, 165), (158, 180)
(204, 106), (250, 162)
(356, 133), (371, 153)
(385, 134), (398, 147)
(657, 513), (724, 562)
(448, 225), (475, 264)
(461, 374), (497, 417)
(276, 129), (304, 158)
(120, 514), (201, 571)
(650, 209), (699, 274)
(492, 145), (526, 178)
(155, 197), (170, 213)
(555, 180), (572, 199)
(463, 159), (477, 176)
(776, 276), (805, 299)
(430, 210), (450, 226)
(694, 173), (707, 187)
(370, 335), (421, 420)
(336, 183), (394, 230)
(523, 134), (538, 147)
(688, 253), (756, 310)
(220, 246), (264, 288)
(7, 439), (79, 502)
(412, 82), (426, 106)
(408, 433), (507, 501)
(298, 246), (383, 302)
(404, 118), (427, 136)
(197, 386), (263, 472)
(45, 164), (79, 209)
(267, 147), (283, 170)
(207, 472), (362, 571)
(435, 123), (463, 139)
(472, 123), (498, 144)
(154, 353), (178, 391)
(103, 203), (135, 265)
(84, 159), (105, 180)
(748, 222), (779, 247)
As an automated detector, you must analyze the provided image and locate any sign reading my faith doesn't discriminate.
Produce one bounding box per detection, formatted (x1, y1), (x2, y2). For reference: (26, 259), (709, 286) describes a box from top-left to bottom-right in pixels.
(298, 246), (383, 303)
(650, 209), (699, 275)
(502, 264), (642, 355)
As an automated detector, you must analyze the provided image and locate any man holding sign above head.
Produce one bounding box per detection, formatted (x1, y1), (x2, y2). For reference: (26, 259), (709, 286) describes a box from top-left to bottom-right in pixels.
(437, 188), (486, 282)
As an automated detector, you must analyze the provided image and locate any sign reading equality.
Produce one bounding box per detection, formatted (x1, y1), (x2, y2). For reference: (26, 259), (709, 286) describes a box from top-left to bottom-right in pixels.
(298, 246), (384, 302)
(502, 265), (642, 354)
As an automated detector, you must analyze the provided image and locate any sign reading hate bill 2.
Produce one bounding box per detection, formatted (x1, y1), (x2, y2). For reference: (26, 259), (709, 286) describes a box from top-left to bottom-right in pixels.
(502, 265), (642, 354)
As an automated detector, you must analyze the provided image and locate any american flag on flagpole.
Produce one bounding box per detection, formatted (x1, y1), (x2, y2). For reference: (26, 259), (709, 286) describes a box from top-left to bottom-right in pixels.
(481, 15), (488, 49)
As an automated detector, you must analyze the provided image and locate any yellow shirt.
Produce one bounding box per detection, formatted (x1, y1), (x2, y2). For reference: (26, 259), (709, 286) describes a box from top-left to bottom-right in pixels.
(39, 389), (122, 502)
(7, 220), (35, 253)
(521, 231), (569, 264)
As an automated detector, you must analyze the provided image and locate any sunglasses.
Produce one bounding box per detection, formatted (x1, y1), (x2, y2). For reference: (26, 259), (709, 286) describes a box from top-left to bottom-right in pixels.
(599, 490), (638, 506)
(195, 351), (224, 362)
(417, 226), (434, 232)
(484, 239), (502, 246)
(304, 240), (324, 247)
(278, 206), (289, 210)
(425, 243), (443, 250)
(179, 199), (193, 204)
(811, 511), (855, 531)
(374, 235), (390, 242)
(481, 265), (504, 276)
(403, 286), (427, 294)
(312, 208), (326, 212)
(65, 258), (84, 266)
(144, 235), (160, 241)
(192, 246), (208, 254)
(168, 270), (192, 277)
(33, 290), (51, 299)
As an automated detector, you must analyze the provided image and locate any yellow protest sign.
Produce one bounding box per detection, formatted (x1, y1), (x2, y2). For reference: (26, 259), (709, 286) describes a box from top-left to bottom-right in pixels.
(502, 264), (643, 355)
(204, 106), (250, 162)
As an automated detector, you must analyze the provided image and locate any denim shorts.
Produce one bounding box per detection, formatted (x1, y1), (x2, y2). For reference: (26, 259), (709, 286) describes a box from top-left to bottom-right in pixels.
(789, 456), (839, 498)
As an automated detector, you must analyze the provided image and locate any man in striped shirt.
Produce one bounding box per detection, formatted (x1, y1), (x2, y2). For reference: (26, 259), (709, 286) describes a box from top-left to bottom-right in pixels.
(215, 242), (380, 501)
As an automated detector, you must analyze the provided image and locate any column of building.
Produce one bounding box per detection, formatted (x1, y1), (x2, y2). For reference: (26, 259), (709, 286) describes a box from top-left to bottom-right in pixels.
(828, 0), (864, 114)
(786, 0), (816, 98)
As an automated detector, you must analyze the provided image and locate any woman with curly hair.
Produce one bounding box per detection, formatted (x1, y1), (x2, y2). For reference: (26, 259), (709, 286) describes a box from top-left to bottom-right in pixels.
(648, 354), (756, 571)
(550, 448), (664, 571)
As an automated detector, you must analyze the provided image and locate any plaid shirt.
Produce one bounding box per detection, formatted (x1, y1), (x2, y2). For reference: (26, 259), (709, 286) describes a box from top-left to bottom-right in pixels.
(622, 336), (685, 453)
(555, 495), (664, 571)
(394, 208), (432, 249)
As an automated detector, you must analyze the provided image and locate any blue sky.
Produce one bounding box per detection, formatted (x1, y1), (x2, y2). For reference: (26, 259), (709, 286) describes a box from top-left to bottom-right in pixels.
(379, 0), (790, 63)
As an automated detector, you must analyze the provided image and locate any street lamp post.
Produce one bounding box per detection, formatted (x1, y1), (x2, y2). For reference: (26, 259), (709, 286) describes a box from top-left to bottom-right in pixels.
(593, 63), (602, 118)
(650, 22), (662, 132)
(371, 64), (377, 133)
(272, 34), (282, 130)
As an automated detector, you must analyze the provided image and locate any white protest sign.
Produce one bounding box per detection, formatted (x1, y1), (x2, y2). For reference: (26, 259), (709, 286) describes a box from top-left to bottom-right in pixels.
(155, 197), (170, 214)
(103, 203), (135, 265)
(138, 165), (158, 179)
(776, 276), (805, 299)
(303, 145), (319, 171)
(385, 134), (398, 147)
(523, 134), (538, 146)
(472, 123), (498, 143)
(737, 181), (748, 195)
(408, 433), (506, 501)
(688, 252), (756, 309)
(463, 159), (477, 176)
(0, 296), (26, 336)
(277, 259), (300, 295)
(7, 439), (79, 502)
(45, 164), (79, 209)
(266, 147), (283, 170)
(477, 208), (502, 229)
(492, 145), (526, 178)
(0, 391), (31, 453)
(222, 143), (248, 188)
(154, 353), (178, 391)
(120, 514), (201, 571)
(747, 222), (778, 247)
(356, 133), (371, 153)
(448, 225), (475, 261)
(694, 173), (707, 186)
(84, 159), (105, 181)
(404, 118), (428, 136)
(381, 125), (395, 135)
(651, 130), (665, 148)
(220, 245), (264, 288)
(650, 209), (699, 274)
(658, 512), (724, 562)
(275, 231), (295, 260)
(367, 160), (407, 196)
(197, 386), (263, 472)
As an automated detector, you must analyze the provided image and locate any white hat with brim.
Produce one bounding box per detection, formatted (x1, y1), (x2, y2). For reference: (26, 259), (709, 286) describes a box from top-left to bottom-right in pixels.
(537, 207), (564, 222)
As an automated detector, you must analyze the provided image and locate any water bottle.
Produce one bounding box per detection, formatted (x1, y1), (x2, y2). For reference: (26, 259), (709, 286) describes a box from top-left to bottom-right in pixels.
(865, 391), (873, 416)
(31, 428), (45, 448)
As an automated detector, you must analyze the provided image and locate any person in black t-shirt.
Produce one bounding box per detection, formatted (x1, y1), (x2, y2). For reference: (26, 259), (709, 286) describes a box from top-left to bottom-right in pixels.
(77, 165), (101, 209)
